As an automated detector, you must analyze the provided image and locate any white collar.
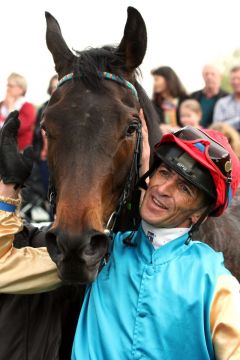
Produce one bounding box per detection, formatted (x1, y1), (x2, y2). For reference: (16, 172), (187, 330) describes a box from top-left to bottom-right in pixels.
(0, 96), (26, 118)
(141, 220), (190, 249)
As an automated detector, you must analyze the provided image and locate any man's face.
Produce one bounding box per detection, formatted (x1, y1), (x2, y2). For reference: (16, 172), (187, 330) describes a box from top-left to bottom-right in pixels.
(140, 163), (205, 228)
(202, 66), (221, 89)
(230, 70), (240, 94)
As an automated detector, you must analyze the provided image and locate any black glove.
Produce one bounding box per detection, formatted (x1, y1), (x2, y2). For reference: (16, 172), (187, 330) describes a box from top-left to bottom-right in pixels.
(0, 110), (33, 187)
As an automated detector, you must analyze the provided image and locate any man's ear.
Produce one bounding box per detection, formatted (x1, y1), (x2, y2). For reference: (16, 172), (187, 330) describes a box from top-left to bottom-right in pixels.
(189, 207), (208, 226)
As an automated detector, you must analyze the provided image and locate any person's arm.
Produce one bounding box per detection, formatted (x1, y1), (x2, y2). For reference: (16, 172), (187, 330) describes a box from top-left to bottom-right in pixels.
(0, 111), (61, 294)
(139, 109), (151, 204)
(213, 99), (225, 123)
(0, 182), (61, 294)
(139, 109), (150, 177)
(210, 274), (240, 359)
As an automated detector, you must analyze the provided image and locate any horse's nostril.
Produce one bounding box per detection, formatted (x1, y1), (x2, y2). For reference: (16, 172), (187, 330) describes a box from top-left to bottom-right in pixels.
(85, 233), (109, 256)
(46, 229), (57, 243)
(46, 228), (109, 261)
(45, 228), (61, 263)
(92, 233), (108, 247)
(90, 237), (99, 251)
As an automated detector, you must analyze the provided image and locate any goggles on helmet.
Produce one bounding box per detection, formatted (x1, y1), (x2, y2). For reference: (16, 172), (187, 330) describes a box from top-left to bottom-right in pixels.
(173, 126), (232, 178)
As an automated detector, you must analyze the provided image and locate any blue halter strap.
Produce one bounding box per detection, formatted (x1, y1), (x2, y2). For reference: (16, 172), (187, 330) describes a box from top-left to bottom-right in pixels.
(57, 71), (138, 99)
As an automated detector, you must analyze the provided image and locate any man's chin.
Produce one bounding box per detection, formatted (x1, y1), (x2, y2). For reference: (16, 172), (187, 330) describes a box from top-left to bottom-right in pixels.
(141, 212), (167, 228)
(140, 206), (167, 226)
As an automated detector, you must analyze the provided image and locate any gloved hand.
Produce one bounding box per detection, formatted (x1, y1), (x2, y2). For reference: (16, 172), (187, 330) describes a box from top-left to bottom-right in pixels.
(0, 110), (33, 187)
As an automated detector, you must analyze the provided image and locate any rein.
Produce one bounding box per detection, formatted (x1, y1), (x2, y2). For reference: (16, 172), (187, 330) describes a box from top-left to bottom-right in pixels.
(49, 70), (142, 242)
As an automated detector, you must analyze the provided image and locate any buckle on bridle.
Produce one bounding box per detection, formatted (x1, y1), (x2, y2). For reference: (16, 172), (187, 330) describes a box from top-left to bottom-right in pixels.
(104, 211), (118, 237)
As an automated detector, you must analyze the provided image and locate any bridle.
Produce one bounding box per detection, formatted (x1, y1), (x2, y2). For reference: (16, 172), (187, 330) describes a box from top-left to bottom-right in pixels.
(58, 71), (139, 99)
(48, 70), (142, 243)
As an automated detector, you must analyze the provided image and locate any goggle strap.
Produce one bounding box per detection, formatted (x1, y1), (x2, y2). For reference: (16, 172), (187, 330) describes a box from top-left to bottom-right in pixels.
(225, 177), (232, 207)
(137, 166), (156, 190)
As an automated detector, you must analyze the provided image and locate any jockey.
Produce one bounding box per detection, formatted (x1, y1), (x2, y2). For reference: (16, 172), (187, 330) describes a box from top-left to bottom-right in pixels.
(71, 125), (240, 359)
(0, 111), (239, 359)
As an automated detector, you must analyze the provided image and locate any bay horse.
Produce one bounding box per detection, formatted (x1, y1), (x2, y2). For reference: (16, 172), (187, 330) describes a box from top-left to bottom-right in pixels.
(43, 7), (161, 283)
(43, 7), (240, 284)
(194, 187), (240, 280)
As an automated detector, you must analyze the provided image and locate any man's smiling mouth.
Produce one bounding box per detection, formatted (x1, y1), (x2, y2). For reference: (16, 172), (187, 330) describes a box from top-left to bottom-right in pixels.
(152, 196), (168, 210)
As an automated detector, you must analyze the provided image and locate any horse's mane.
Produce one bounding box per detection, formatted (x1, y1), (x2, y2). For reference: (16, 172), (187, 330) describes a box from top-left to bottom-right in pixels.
(135, 81), (162, 153)
(73, 45), (162, 154)
(73, 46), (126, 90)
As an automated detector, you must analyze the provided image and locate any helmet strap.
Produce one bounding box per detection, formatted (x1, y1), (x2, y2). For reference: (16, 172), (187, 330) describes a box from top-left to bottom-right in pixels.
(185, 203), (215, 245)
(137, 165), (156, 190)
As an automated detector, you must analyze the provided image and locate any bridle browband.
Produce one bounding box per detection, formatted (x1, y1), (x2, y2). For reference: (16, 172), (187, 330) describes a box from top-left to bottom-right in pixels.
(49, 70), (142, 246)
(57, 71), (139, 99)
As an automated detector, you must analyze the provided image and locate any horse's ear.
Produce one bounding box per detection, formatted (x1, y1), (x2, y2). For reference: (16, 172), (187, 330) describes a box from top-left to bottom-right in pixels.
(45, 12), (76, 77)
(117, 7), (147, 71)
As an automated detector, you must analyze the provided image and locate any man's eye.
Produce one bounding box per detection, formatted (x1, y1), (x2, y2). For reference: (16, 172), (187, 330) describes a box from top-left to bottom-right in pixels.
(179, 183), (191, 195)
(158, 169), (169, 177)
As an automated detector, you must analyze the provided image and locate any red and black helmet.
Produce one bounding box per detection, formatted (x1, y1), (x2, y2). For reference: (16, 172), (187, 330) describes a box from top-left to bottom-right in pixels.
(142, 126), (240, 217)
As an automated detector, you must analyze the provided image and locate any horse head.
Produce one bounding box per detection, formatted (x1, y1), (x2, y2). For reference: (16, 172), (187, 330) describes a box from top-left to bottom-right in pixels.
(42, 7), (161, 283)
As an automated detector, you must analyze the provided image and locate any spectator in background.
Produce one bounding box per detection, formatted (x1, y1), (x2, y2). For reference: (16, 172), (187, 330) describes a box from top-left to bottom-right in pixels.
(179, 99), (202, 128)
(20, 75), (58, 221)
(33, 74), (58, 197)
(0, 73), (36, 150)
(191, 65), (228, 128)
(213, 66), (240, 132)
(33, 75), (58, 160)
(151, 66), (188, 133)
(210, 122), (240, 158)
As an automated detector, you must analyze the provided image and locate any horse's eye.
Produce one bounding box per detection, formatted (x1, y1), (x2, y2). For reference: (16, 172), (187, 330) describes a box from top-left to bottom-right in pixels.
(126, 121), (139, 137)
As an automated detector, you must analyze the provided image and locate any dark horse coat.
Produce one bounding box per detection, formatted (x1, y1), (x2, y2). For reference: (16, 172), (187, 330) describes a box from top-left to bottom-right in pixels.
(0, 224), (84, 360)
(194, 186), (240, 281)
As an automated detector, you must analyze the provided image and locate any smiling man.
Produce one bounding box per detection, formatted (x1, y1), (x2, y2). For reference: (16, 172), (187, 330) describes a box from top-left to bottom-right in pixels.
(141, 163), (209, 229)
(0, 113), (240, 359)
(72, 127), (240, 359)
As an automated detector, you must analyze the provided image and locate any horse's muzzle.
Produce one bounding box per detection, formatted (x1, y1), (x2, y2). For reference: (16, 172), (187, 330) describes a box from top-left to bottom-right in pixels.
(45, 227), (109, 283)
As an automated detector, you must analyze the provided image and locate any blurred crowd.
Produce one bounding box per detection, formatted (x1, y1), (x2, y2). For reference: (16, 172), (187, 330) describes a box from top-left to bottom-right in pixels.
(1, 65), (240, 220)
(152, 64), (240, 157)
(0, 73), (58, 221)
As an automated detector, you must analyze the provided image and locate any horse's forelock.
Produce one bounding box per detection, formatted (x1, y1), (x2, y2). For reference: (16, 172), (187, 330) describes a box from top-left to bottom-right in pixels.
(73, 46), (126, 91)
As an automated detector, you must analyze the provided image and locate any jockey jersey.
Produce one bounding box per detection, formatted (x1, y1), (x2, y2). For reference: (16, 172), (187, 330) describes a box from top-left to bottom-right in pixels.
(71, 224), (240, 359)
